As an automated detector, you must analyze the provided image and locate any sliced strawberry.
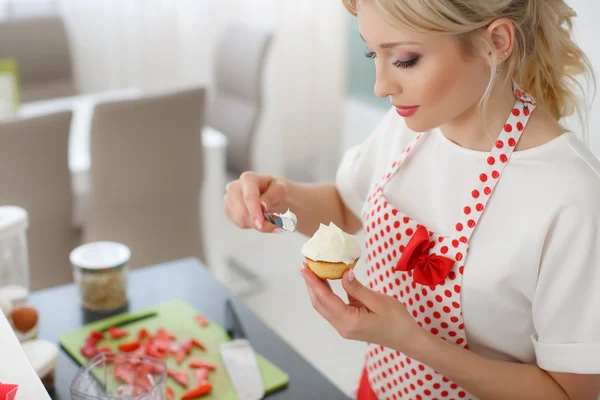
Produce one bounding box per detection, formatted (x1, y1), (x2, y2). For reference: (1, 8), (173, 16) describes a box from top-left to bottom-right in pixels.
(85, 336), (101, 348)
(191, 339), (206, 351)
(137, 328), (150, 341)
(80, 345), (99, 359)
(107, 326), (128, 339)
(194, 368), (210, 385)
(188, 359), (216, 371)
(114, 364), (133, 384)
(181, 339), (193, 355)
(153, 338), (172, 353)
(175, 349), (186, 365)
(89, 330), (104, 340)
(182, 382), (212, 399)
(167, 387), (175, 400)
(194, 314), (209, 327)
(118, 340), (141, 352)
(167, 369), (188, 388)
(97, 346), (112, 354)
(156, 328), (175, 340)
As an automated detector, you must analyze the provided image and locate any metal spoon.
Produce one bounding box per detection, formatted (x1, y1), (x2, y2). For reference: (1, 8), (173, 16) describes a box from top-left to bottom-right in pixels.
(264, 212), (297, 232)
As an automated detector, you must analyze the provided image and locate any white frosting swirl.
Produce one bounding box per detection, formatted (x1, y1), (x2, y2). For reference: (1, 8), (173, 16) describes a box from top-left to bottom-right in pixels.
(280, 209), (297, 232)
(301, 222), (361, 264)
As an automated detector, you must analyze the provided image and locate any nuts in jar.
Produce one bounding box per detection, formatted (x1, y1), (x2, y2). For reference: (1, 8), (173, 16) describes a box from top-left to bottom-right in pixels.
(70, 242), (131, 312)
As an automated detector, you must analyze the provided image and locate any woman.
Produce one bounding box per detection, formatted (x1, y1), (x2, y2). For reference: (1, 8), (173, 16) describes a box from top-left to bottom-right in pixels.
(224, 0), (600, 399)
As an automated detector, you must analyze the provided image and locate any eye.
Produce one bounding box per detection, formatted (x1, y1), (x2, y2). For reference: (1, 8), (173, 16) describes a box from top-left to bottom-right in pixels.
(393, 56), (420, 69)
(364, 51), (376, 59)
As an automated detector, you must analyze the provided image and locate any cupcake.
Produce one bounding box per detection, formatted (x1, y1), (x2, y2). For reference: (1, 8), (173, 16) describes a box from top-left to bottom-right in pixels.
(301, 222), (361, 279)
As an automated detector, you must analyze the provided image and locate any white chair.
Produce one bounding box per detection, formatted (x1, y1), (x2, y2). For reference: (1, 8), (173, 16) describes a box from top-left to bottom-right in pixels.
(207, 24), (273, 180)
(0, 15), (76, 102)
(84, 87), (207, 269)
(0, 111), (79, 290)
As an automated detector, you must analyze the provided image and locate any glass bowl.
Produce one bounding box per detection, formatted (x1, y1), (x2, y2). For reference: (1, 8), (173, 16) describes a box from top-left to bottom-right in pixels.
(70, 352), (166, 399)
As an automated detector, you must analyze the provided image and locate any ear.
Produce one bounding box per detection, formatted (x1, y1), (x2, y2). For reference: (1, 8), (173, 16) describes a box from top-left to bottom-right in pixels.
(482, 18), (515, 66)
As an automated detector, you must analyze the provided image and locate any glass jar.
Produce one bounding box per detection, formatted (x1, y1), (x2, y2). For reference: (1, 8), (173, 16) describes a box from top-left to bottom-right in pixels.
(0, 206), (30, 307)
(70, 242), (131, 313)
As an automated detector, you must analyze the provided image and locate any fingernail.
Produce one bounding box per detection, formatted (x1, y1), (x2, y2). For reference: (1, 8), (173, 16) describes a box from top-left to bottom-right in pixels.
(299, 269), (305, 278)
(273, 228), (283, 234)
(255, 218), (263, 230)
(260, 200), (268, 210)
(348, 269), (355, 281)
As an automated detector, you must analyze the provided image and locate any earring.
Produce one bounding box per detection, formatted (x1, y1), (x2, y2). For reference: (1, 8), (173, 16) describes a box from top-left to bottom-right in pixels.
(496, 52), (509, 76)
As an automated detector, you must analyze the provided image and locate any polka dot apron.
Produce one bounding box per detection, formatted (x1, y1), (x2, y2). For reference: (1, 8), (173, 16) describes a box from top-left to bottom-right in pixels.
(356, 83), (537, 400)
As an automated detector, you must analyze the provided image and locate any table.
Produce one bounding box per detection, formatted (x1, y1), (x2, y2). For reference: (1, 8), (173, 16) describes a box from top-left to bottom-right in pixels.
(18, 90), (228, 228)
(29, 258), (349, 400)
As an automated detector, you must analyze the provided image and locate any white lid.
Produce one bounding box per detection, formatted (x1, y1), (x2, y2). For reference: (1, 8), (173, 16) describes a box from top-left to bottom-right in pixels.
(70, 241), (131, 270)
(21, 339), (59, 378)
(0, 206), (28, 238)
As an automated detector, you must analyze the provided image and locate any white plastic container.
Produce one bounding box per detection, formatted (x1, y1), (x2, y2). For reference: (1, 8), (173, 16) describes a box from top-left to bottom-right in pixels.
(21, 339), (59, 392)
(0, 206), (30, 307)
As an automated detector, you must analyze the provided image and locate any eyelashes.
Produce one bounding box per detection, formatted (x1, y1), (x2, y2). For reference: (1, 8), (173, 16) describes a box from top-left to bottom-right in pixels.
(364, 51), (420, 69)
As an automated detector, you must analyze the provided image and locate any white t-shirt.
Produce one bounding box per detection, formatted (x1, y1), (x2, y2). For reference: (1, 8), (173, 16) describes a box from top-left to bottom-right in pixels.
(336, 107), (600, 374)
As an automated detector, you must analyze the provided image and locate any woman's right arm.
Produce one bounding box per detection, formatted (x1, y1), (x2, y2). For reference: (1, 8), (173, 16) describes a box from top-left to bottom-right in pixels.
(224, 172), (362, 237)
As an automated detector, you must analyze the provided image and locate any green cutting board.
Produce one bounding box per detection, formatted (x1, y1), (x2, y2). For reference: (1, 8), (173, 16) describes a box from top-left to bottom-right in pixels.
(60, 298), (289, 399)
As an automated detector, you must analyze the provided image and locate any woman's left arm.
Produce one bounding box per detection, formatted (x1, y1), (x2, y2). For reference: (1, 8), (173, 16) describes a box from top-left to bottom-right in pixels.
(300, 266), (600, 400)
(412, 326), (600, 400)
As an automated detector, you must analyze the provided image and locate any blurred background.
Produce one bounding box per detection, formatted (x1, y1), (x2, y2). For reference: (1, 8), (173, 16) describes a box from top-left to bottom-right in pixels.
(0, 0), (598, 396)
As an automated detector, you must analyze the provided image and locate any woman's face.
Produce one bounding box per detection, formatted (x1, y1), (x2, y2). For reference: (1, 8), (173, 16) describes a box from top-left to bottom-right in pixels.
(357, 2), (491, 132)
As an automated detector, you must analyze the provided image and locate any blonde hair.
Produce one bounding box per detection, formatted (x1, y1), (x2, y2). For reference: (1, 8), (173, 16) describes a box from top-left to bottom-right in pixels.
(343, 0), (595, 125)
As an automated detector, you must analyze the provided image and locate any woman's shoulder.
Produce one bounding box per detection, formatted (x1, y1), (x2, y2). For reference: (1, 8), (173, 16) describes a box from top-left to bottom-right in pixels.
(531, 131), (600, 212)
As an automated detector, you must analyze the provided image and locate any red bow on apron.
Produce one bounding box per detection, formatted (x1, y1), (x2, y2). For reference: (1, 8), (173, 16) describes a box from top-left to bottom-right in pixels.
(357, 83), (537, 400)
(394, 225), (455, 286)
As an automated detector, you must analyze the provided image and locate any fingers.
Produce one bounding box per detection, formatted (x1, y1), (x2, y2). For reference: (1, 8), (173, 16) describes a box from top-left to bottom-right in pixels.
(301, 267), (372, 342)
(302, 261), (331, 290)
(223, 171), (286, 233)
(224, 183), (249, 228)
(341, 270), (382, 312)
(301, 268), (347, 317)
(240, 173), (265, 230)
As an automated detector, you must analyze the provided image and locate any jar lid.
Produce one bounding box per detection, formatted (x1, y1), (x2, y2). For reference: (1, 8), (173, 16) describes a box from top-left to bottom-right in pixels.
(21, 339), (59, 379)
(0, 206), (28, 239)
(70, 241), (131, 270)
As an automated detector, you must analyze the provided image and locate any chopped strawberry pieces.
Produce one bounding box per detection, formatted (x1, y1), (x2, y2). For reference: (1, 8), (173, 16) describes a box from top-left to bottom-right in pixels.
(80, 345), (99, 359)
(194, 368), (210, 385)
(167, 387), (175, 400)
(189, 359), (216, 371)
(175, 349), (186, 365)
(194, 314), (209, 327)
(118, 340), (141, 352)
(181, 339), (193, 355)
(191, 339), (206, 351)
(182, 382), (212, 399)
(107, 326), (128, 339)
(167, 369), (188, 388)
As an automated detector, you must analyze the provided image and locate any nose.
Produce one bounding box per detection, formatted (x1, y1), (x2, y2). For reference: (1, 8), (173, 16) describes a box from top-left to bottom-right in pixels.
(373, 62), (398, 99)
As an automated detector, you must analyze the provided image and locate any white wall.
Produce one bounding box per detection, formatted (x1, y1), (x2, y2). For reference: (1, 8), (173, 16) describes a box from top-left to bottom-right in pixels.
(563, 0), (600, 154)
(50, 0), (346, 182)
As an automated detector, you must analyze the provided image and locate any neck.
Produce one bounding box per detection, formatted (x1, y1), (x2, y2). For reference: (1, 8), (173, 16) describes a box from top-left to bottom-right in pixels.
(439, 79), (516, 151)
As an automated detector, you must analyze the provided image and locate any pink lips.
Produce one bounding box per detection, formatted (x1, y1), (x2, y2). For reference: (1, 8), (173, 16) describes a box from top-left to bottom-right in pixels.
(395, 105), (419, 117)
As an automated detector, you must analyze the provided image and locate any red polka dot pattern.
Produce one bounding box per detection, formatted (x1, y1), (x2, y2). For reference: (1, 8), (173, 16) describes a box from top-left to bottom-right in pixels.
(361, 83), (535, 400)
(450, 86), (535, 242)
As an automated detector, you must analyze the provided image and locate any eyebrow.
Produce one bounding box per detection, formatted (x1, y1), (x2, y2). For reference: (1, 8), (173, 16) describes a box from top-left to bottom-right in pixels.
(360, 33), (421, 49)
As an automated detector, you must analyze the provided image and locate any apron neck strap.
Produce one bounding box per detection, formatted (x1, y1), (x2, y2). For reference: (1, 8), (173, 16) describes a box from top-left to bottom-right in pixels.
(451, 81), (537, 243)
